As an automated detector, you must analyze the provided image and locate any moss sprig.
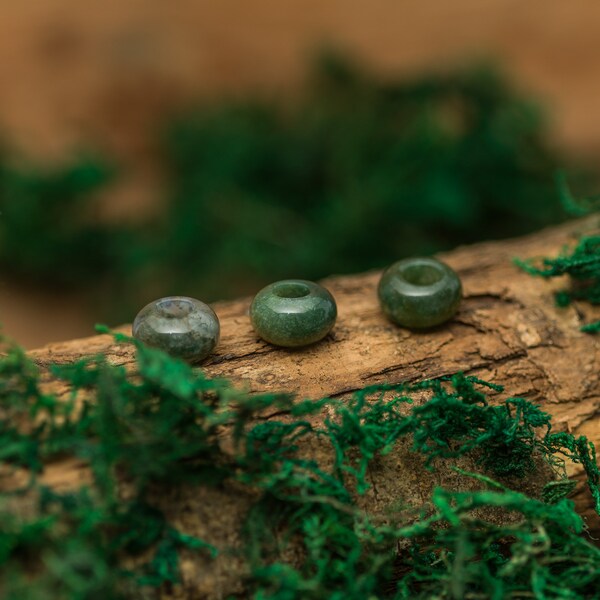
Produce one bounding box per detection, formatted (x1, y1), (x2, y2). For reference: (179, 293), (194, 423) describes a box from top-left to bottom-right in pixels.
(516, 174), (600, 333)
(516, 232), (600, 332)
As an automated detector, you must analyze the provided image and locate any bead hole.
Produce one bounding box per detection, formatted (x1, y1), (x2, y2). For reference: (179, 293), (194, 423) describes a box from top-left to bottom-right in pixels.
(273, 282), (311, 298)
(157, 298), (194, 318)
(402, 264), (443, 286)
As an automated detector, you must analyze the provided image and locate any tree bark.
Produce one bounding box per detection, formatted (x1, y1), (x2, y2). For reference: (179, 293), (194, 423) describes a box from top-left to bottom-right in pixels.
(26, 217), (600, 597)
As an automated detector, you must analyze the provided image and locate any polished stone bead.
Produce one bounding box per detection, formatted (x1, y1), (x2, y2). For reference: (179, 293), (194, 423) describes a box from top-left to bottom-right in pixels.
(250, 279), (337, 347)
(132, 296), (220, 362)
(377, 257), (462, 329)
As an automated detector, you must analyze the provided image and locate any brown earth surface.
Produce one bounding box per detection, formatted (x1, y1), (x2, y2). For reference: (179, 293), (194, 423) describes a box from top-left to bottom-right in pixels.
(2, 0), (600, 347)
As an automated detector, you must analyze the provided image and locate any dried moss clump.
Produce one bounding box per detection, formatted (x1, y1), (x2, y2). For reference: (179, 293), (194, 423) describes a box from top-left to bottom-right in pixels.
(0, 331), (599, 599)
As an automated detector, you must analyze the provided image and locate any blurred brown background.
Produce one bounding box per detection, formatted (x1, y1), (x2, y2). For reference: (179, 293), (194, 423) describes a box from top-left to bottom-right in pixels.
(2, 0), (600, 348)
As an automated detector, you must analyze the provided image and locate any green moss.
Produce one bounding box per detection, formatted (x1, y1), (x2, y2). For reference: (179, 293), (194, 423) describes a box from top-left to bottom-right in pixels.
(516, 174), (600, 332)
(0, 330), (599, 598)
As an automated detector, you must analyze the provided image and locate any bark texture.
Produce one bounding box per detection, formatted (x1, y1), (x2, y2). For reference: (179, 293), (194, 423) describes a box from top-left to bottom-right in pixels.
(27, 217), (600, 597)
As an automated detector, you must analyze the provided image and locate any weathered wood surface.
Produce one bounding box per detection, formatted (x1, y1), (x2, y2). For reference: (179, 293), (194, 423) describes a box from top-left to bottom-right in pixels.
(32, 217), (600, 424)
(26, 217), (600, 596)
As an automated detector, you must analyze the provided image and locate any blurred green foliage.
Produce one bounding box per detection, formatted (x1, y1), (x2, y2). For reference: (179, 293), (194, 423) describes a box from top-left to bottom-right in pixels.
(0, 58), (581, 320)
(0, 156), (115, 286)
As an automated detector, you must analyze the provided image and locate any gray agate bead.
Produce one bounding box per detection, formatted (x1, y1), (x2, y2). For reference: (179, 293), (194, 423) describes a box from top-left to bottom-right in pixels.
(250, 280), (337, 347)
(378, 257), (462, 329)
(132, 296), (220, 362)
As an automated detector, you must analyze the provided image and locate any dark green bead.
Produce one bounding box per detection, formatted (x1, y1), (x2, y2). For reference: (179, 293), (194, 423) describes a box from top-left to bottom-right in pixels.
(250, 280), (337, 347)
(377, 257), (462, 329)
(132, 296), (220, 362)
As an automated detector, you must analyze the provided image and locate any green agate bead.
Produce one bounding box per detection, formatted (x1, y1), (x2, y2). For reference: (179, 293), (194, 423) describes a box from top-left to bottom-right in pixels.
(250, 280), (337, 347)
(378, 257), (462, 329)
(132, 296), (220, 362)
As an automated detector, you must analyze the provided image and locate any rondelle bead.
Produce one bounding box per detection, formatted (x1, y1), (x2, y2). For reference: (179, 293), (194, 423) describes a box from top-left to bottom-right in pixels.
(250, 279), (337, 348)
(377, 257), (462, 329)
(132, 296), (220, 362)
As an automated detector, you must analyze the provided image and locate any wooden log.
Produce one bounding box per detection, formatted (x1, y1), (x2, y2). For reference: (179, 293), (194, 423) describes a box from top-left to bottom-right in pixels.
(26, 216), (600, 597)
